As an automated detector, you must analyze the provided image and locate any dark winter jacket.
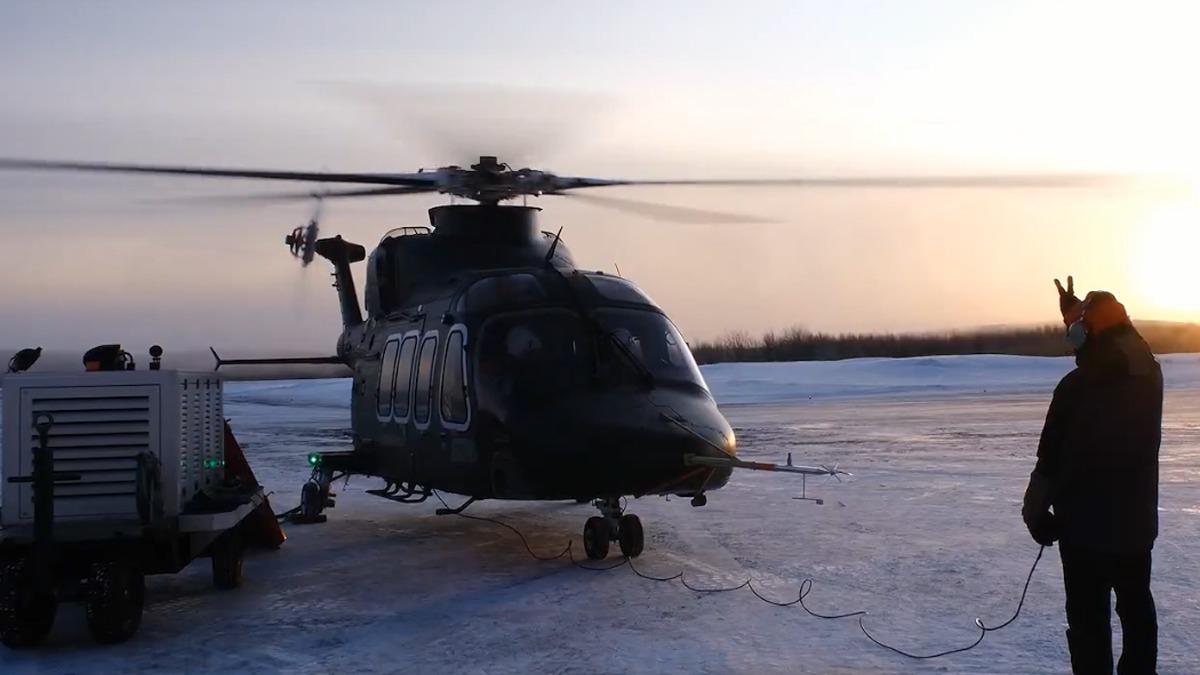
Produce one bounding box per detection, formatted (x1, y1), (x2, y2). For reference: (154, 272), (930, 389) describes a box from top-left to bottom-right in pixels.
(1025, 324), (1162, 552)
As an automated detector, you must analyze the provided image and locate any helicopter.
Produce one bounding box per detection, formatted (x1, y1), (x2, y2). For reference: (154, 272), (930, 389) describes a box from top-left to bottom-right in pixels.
(0, 155), (1115, 559)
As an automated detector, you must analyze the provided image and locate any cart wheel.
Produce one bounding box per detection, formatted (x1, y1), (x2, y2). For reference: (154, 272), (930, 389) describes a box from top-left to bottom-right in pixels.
(85, 560), (144, 645)
(0, 558), (57, 649)
(211, 527), (245, 590)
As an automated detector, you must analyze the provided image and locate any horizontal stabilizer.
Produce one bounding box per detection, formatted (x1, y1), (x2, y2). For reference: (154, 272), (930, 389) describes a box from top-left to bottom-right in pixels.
(314, 236), (366, 264)
(209, 347), (345, 371)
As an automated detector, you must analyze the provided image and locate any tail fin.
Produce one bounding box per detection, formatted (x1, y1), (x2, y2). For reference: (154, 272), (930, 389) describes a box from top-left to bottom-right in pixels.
(315, 236), (366, 327)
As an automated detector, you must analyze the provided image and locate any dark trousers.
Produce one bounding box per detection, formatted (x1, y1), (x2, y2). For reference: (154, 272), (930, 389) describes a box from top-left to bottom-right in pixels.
(1060, 545), (1157, 675)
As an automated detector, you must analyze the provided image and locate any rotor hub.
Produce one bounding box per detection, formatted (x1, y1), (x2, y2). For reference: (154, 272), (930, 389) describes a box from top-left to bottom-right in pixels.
(435, 156), (561, 204)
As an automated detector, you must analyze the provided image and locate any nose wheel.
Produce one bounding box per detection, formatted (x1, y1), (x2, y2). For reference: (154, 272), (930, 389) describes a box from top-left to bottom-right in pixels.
(582, 498), (644, 560)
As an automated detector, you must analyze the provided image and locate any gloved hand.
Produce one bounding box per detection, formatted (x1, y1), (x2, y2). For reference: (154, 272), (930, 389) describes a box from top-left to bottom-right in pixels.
(1025, 510), (1060, 547)
(1054, 276), (1082, 322)
(1022, 471), (1059, 546)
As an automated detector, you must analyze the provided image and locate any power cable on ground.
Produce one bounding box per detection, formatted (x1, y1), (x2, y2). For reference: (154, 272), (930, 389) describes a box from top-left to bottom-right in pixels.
(430, 490), (1047, 661)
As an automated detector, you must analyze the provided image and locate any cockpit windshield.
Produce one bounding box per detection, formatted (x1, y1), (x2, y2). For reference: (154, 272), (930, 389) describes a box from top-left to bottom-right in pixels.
(476, 307), (708, 412)
(593, 308), (708, 392)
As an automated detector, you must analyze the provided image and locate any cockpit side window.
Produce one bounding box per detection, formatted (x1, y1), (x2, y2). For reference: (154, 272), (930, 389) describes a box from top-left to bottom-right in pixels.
(459, 273), (547, 313)
(413, 333), (439, 427)
(440, 326), (470, 429)
(376, 339), (400, 418)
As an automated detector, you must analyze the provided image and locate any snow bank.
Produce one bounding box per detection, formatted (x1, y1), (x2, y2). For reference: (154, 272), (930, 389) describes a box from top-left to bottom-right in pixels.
(221, 353), (1200, 408)
(222, 378), (352, 408)
(705, 353), (1200, 404)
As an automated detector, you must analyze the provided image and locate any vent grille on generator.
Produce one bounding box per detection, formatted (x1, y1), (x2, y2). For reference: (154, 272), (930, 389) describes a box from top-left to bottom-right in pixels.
(27, 393), (151, 518)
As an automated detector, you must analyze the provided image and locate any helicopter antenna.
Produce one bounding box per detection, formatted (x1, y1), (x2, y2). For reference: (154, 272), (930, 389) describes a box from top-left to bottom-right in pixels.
(614, 263), (623, 278)
(544, 226), (564, 267)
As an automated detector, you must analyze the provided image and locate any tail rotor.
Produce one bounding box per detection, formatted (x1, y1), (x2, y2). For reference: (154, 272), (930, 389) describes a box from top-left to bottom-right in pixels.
(284, 197), (323, 267)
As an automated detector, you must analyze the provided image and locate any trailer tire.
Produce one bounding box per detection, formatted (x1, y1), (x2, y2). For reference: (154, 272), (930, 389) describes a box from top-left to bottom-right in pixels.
(85, 560), (144, 645)
(0, 559), (57, 649)
(211, 528), (245, 590)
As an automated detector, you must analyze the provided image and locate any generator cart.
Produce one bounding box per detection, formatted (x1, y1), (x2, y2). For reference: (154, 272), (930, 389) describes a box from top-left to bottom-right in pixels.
(0, 370), (283, 647)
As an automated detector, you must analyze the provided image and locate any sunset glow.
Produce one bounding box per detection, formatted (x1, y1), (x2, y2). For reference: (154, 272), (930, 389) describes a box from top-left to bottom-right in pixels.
(1, 3), (1199, 349)
(1134, 192), (1200, 320)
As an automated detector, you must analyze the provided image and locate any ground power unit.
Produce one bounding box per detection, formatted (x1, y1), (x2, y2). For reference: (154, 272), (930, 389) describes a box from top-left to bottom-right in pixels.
(2, 371), (225, 528)
(0, 369), (278, 648)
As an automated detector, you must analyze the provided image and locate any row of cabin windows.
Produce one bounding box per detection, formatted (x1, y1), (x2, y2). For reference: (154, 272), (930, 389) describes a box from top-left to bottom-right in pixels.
(376, 329), (469, 427)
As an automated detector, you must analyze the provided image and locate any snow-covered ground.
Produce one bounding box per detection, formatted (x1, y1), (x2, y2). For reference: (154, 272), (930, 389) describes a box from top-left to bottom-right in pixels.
(2, 355), (1198, 673)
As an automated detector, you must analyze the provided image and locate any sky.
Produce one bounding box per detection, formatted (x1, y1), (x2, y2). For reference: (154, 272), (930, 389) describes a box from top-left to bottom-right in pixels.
(1, 1), (1198, 353)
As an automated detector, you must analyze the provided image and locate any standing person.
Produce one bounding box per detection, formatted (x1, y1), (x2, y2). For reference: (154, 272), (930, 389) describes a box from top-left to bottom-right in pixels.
(1022, 276), (1161, 675)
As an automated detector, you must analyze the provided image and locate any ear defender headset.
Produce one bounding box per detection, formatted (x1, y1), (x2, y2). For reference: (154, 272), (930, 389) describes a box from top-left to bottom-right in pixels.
(1064, 291), (1128, 352)
(1067, 313), (1089, 351)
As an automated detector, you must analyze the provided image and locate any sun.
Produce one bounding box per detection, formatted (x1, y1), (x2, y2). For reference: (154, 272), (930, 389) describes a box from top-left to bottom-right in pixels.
(1133, 196), (1200, 319)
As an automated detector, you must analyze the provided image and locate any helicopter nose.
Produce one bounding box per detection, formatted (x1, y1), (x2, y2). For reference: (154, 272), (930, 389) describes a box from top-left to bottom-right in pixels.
(504, 387), (734, 498)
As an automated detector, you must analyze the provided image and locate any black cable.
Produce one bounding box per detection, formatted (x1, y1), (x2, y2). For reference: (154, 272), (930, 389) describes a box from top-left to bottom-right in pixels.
(626, 556), (682, 582)
(428, 490), (1046, 662)
(265, 490), (302, 519)
(856, 546), (1045, 659)
(795, 578), (869, 620)
(567, 545), (629, 571)
(746, 582), (804, 607)
(860, 620), (986, 660)
(432, 490), (571, 561)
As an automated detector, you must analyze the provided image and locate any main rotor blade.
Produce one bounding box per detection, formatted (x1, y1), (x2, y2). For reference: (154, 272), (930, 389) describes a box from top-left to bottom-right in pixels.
(0, 158), (437, 187)
(153, 185), (437, 204)
(552, 173), (1128, 191)
(316, 81), (611, 168)
(551, 192), (768, 224)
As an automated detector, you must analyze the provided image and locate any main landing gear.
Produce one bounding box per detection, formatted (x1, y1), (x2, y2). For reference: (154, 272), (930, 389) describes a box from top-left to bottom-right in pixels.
(582, 497), (644, 560)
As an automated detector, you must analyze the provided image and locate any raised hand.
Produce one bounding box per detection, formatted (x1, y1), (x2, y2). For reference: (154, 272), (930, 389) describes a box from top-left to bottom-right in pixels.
(1054, 275), (1081, 316)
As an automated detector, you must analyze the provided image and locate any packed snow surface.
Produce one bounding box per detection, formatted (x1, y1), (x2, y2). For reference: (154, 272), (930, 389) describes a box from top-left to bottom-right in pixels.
(2, 354), (1197, 673)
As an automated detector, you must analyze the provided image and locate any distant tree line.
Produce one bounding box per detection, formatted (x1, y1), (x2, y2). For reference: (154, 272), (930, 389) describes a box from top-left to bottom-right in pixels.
(689, 322), (1200, 364)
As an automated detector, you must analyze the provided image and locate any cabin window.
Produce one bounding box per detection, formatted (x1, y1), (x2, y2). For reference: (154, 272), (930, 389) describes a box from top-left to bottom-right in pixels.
(460, 274), (546, 312)
(376, 339), (400, 417)
(392, 335), (418, 420)
(585, 274), (657, 307)
(440, 327), (470, 427)
(413, 334), (439, 426)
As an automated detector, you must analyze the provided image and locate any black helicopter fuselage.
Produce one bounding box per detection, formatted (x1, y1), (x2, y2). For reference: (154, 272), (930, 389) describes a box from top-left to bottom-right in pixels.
(323, 205), (734, 501)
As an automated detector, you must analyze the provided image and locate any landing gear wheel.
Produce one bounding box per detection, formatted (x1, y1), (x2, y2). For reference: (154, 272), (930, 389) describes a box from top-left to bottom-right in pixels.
(211, 527), (246, 590)
(0, 558), (57, 649)
(300, 480), (321, 520)
(85, 560), (144, 645)
(583, 516), (611, 560)
(618, 514), (645, 558)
